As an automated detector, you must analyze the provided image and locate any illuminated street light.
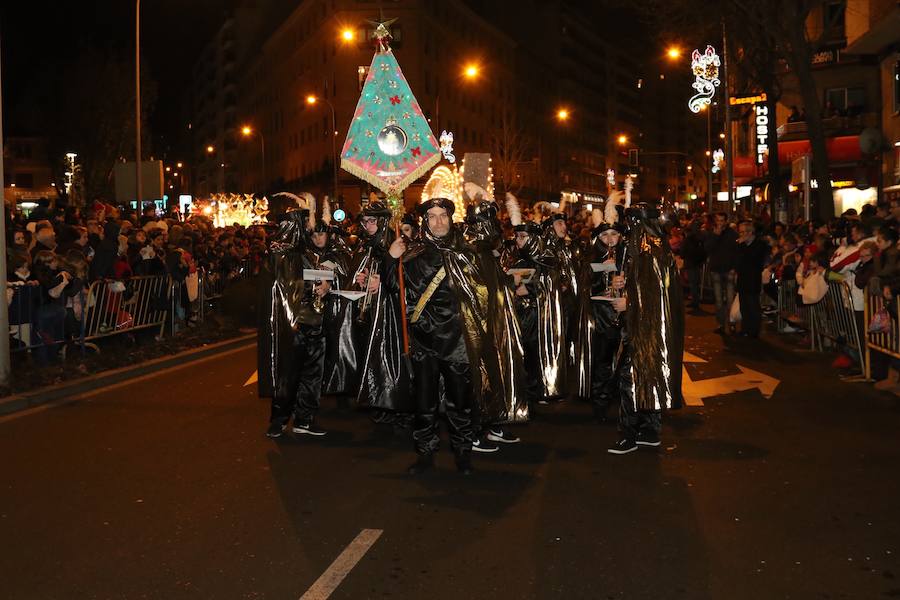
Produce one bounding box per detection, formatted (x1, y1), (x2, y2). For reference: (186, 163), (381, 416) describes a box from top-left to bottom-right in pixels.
(341, 28), (355, 42)
(666, 46), (682, 60)
(306, 95), (318, 105)
(241, 125), (253, 136)
(206, 145), (215, 154)
(173, 172), (179, 177)
(556, 108), (570, 121)
(719, 132), (726, 139)
(165, 166), (171, 172)
(705, 150), (711, 156)
(617, 134), (628, 145)
(463, 64), (480, 79)
(176, 162), (183, 169)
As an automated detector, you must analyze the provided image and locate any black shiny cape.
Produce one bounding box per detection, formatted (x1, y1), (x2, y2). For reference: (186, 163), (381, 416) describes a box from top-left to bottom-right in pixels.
(533, 236), (571, 398)
(572, 237), (625, 398)
(467, 239), (528, 424)
(316, 240), (359, 396)
(392, 227), (526, 423)
(623, 209), (684, 410)
(354, 230), (411, 412)
(257, 239), (319, 400)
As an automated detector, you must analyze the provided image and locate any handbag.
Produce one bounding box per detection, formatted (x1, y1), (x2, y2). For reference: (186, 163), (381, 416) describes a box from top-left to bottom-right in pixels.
(868, 308), (891, 334)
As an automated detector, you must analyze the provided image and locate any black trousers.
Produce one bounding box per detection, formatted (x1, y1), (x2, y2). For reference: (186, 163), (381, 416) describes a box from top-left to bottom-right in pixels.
(270, 325), (326, 425)
(739, 290), (762, 336)
(591, 329), (621, 413)
(411, 352), (474, 457)
(616, 338), (661, 438)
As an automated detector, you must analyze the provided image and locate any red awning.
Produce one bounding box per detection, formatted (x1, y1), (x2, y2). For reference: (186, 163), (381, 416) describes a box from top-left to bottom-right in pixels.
(778, 136), (862, 166)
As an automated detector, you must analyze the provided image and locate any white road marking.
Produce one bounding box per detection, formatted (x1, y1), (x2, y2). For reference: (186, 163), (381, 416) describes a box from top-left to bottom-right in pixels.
(683, 351), (707, 364)
(682, 355), (780, 407)
(300, 529), (383, 600)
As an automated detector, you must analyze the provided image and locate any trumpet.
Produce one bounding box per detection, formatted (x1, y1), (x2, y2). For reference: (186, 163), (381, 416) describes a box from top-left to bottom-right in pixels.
(312, 255), (325, 314)
(357, 247), (378, 322)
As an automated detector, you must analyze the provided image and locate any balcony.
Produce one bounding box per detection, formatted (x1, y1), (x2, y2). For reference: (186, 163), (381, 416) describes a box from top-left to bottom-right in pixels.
(776, 112), (879, 142)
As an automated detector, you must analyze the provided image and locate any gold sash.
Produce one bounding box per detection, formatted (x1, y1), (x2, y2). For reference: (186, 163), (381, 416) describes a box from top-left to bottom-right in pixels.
(410, 266), (447, 323)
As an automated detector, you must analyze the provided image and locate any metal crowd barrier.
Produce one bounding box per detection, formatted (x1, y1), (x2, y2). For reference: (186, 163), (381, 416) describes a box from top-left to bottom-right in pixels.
(7, 282), (77, 357)
(201, 259), (255, 302)
(813, 280), (864, 366)
(82, 275), (171, 342)
(863, 291), (900, 381)
(775, 279), (817, 350)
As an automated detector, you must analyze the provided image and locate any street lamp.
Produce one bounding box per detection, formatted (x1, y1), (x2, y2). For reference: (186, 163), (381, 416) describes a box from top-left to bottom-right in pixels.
(463, 63), (480, 79)
(241, 125), (266, 193)
(556, 108), (570, 122)
(306, 93), (339, 202)
(206, 145), (215, 154)
(666, 46), (682, 60)
(340, 28), (355, 42)
(617, 134), (628, 145)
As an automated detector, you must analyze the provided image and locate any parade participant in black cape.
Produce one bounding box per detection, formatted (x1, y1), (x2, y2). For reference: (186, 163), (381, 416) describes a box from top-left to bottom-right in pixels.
(312, 197), (358, 398)
(384, 196), (515, 474)
(258, 197), (332, 439)
(576, 191), (627, 422)
(502, 192), (551, 412)
(608, 195), (685, 455)
(463, 193), (527, 451)
(530, 200), (576, 401)
(351, 196), (410, 418)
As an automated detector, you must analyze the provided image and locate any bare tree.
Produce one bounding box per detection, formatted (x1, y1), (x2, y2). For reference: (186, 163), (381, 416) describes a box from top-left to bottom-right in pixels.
(489, 104), (529, 197)
(634, 0), (846, 220)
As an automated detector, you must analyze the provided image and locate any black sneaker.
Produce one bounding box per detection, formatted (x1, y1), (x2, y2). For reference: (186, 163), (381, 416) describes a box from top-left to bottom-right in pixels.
(266, 421), (287, 438)
(472, 438), (500, 453)
(607, 438), (638, 454)
(636, 431), (661, 447)
(292, 422), (327, 436)
(487, 429), (520, 444)
(407, 454), (434, 475)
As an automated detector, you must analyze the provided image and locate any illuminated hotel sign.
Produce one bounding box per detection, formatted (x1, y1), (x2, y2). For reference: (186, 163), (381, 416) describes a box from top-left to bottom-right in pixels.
(754, 102), (770, 166)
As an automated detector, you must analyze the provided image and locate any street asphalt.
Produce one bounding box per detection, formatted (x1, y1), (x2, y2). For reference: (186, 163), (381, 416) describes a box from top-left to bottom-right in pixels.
(2, 311), (899, 599)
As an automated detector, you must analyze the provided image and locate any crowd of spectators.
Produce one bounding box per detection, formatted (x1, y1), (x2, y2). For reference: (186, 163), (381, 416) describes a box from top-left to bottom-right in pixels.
(667, 199), (900, 392)
(6, 198), (268, 363)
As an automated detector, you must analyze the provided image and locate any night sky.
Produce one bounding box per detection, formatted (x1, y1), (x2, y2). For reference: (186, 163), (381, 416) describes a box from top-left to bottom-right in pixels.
(1, 0), (236, 146)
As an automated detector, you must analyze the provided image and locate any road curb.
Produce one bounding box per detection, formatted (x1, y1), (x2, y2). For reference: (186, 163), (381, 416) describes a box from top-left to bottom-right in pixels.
(0, 334), (257, 416)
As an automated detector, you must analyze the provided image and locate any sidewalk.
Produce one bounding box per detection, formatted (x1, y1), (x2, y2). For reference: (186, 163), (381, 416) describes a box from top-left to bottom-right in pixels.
(0, 334), (256, 417)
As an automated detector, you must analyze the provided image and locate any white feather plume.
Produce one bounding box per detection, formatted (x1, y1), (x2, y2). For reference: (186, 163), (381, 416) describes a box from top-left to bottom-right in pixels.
(464, 182), (488, 203)
(505, 193), (522, 227)
(604, 191), (623, 226)
(322, 196), (332, 225)
(301, 193), (316, 230)
(591, 208), (603, 228)
(624, 176), (633, 208)
(533, 201), (551, 217)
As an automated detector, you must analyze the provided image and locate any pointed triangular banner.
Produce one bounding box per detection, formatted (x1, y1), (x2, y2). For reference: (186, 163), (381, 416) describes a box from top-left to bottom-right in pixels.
(340, 22), (440, 197)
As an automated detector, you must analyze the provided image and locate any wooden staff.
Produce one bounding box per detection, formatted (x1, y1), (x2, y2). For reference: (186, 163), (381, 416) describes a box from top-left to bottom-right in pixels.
(395, 222), (410, 354)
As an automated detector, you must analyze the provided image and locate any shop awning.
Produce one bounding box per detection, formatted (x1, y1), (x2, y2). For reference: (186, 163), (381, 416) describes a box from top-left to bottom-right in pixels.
(778, 136), (862, 166)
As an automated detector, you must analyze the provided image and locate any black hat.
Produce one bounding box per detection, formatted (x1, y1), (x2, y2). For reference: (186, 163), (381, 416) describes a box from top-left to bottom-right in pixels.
(513, 222), (542, 235)
(360, 201), (392, 219)
(417, 197), (456, 217)
(401, 212), (418, 227)
(465, 200), (499, 225)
